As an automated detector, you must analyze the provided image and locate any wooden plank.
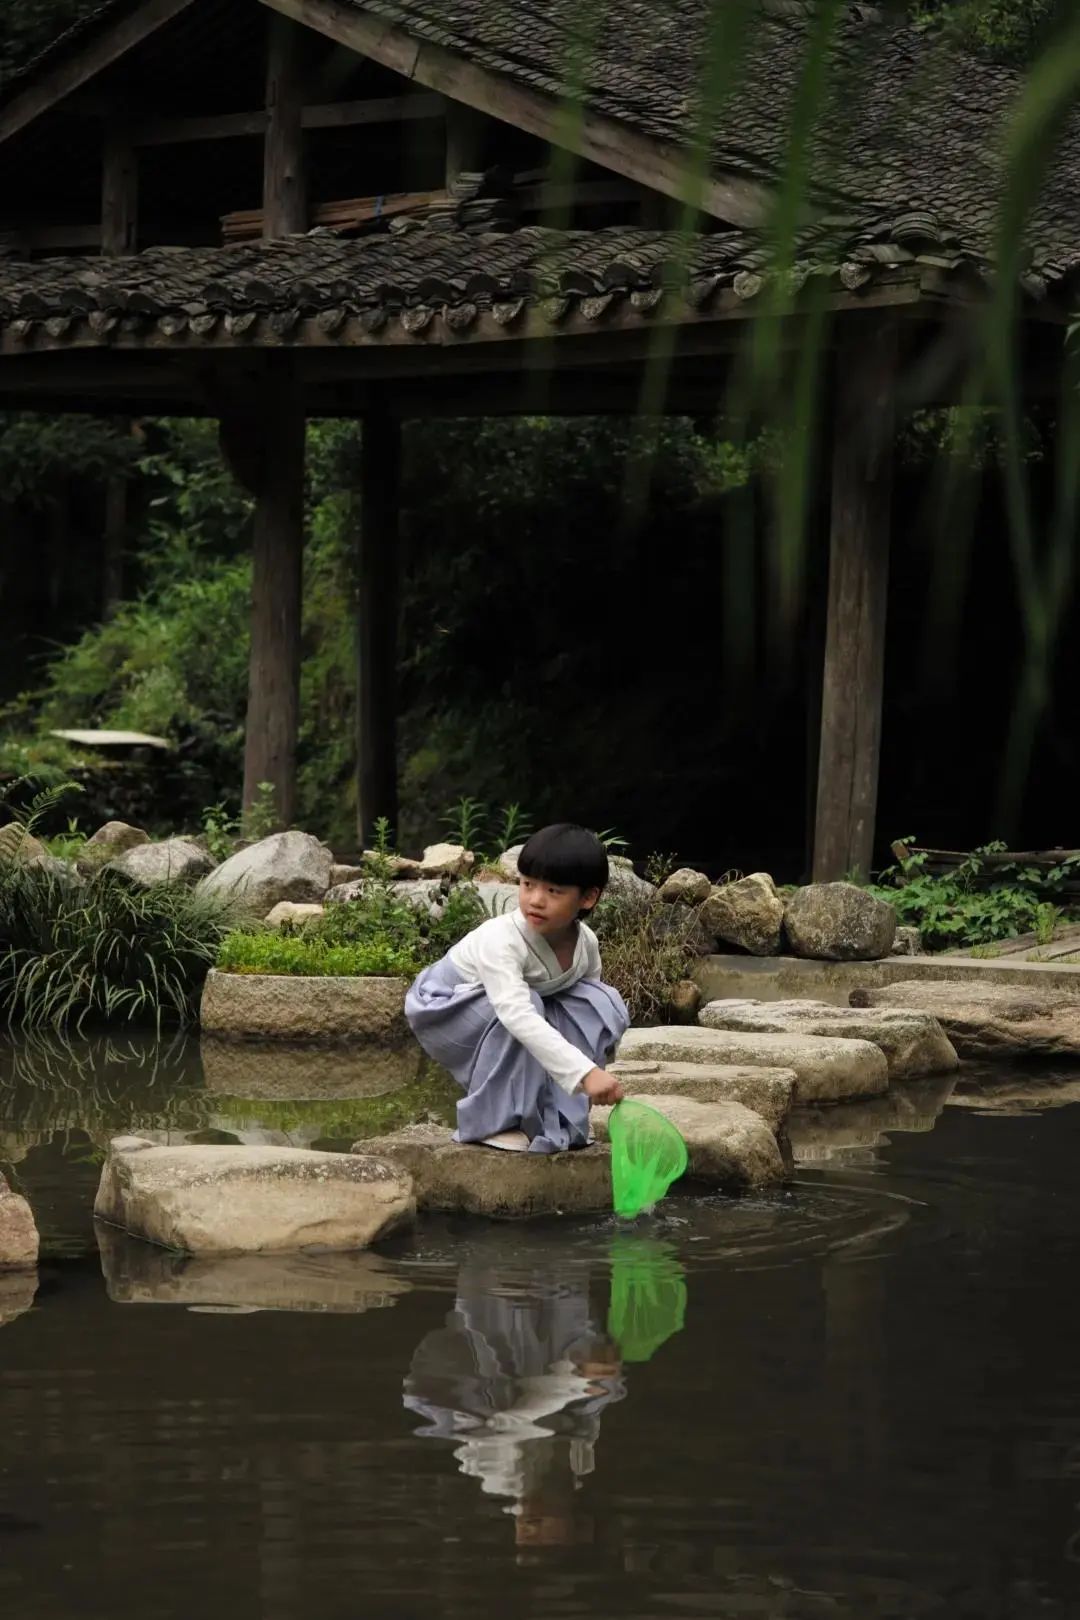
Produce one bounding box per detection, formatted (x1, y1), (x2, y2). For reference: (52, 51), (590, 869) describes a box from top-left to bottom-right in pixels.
(257, 0), (772, 226)
(356, 413), (400, 844)
(0, 0), (199, 147)
(263, 13), (308, 238)
(242, 376), (306, 825)
(101, 127), (138, 256)
(222, 187), (446, 240)
(132, 93), (445, 146)
(812, 321), (898, 883)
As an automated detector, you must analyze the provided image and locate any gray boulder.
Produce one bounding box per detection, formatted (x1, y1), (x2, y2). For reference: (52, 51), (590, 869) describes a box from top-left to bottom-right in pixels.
(198, 830), (333, 914)
(264, 901), (325, 928)
(658, 868), (712, 905)
(784, 882), (897, 962)
(649, 902), (715, 956)
(851, 981), (1080, 1062)
(893, 925), (924, 957)
(110, 837), (214, 886)
(701, 872), (784, 956)
(78, 820), (151, 871)
(496, 844), (524, 881)
(0, 1173), (38, 1270)
(95, 1137), (415, 1254)
(0, 823), (49, 867)
(416, 843), (475, 879)
(603, 858), (656, 912)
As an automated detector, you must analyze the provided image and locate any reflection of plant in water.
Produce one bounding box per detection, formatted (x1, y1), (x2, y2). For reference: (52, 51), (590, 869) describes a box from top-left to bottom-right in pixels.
(213, 1067), (457, 1143)
(606, 1236), (688, 1364)
(0, 1030), (204, 1140)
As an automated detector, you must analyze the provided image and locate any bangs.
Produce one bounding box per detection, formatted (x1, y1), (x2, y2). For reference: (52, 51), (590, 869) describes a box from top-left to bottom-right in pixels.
(517, 823), (609, 891)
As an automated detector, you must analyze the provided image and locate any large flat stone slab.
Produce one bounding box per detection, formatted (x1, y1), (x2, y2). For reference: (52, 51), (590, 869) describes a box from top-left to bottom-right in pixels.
(609, 1057), (796, 1134)
(592, 1096), (788, 1190)
(0, 1172), (38, 1270)
(96, 1224), (411, 1313)
(200, 969), (409, 1043)
(695, 952), (1080, 1008)
(95, 1137), (415, 1255)
(850, 981), (1080, 1061)
(357, 1124), (613, 1218)
(617, 1025), (888, 1104)
(699, 998), (958, 1080)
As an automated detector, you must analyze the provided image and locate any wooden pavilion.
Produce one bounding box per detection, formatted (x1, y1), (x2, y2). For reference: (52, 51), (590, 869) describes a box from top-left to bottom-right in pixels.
(0, 0), (1074, 876)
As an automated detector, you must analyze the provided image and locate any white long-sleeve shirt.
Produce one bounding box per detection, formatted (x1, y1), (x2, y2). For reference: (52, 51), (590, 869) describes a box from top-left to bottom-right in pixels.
(447, 910), (602, 1094)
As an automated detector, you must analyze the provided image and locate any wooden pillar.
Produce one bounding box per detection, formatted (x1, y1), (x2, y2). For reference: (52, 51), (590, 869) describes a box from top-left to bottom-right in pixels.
(444, 100), (485, 189)
(101, 127), (137, 255)
(242, 382), (306, 826)
(812, 321), (897, 883)
(100, 127), (137, 618)
(356, 415), (401, 847)
(263, 13), (308, 237)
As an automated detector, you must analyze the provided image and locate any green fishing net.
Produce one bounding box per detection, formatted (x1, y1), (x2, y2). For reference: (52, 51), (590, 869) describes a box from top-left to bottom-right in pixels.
(608, 1099), (688, 1220)
(607, 1236), (688, 1362)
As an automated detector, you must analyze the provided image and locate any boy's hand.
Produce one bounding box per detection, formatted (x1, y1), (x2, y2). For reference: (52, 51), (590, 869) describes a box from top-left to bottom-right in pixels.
(582, 1068), (625, 1106)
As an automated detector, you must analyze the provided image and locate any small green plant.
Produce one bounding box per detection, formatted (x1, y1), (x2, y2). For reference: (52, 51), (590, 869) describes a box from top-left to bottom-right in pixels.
(1034, 902), (1062, 947)
(45, 816), (87, 861)
(494, 802), (533, 853)
(200, 800), (241, 864)
(442, 794), (487, 853)
(216, 929), (419, 978)
(968, 942), (1003, 959)
(596, 827), (630, 854)
(363, 814), (398, 880)
(644, 852), (678, 887)
(242, 781), (278, 843)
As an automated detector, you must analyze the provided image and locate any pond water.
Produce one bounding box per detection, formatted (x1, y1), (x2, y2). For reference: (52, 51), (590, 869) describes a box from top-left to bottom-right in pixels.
(4, 1037), (1080, 1618)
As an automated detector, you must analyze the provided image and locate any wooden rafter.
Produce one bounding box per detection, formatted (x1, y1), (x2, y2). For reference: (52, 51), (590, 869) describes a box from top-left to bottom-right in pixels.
(256, 0), (772, 227)
(0, 0), (200, 146)
(132, 92), (445, 146)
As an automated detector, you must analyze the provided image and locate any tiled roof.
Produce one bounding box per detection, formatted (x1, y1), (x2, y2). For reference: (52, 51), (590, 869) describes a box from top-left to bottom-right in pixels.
(0, 211), (1004, 350)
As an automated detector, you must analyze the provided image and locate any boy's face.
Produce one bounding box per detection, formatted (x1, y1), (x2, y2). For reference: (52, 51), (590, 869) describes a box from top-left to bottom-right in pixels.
(518, 875), (601, 938)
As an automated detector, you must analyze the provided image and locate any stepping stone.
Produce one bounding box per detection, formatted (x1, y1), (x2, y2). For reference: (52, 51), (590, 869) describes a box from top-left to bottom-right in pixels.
(851, 981), (1080, 1062)
(609, 1058), (796, 1133)
(95, 1137), (415, 1255)
(617, 1025), (888, 1104)
(96, 1224), (410, 1314)
(359, 1124), (613, 1218)
(699, 998), (958, 1080)
(592, 1096), (788, 1191)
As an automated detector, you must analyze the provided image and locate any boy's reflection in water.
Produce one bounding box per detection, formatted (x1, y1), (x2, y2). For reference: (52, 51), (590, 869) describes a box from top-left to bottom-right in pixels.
(403, 1237), (686, 1550)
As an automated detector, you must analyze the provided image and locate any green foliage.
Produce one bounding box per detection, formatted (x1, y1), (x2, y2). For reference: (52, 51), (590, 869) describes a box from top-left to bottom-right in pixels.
(871, 839), (1080, 950)
(44, 816), (88, 861)
(216, 929), (418, 979)
(313, 881), (487, 968)
(908, 0), (1059, 63)
(200, 782), (279, 862)
(0, 865), (236, 1032)
(438, 797), (535, 863)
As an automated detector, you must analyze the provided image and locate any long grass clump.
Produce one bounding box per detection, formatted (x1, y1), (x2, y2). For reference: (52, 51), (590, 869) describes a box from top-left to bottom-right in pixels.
(0, 862), (236, 1032)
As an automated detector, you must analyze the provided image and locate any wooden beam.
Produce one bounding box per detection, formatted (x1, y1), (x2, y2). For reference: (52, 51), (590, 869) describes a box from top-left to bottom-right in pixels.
(241, 376), (306, 825)
(0, 223), (102, 251)
(257, 0), (772, 226)
(356, 413), (400, 844)
(101, 128), (138, 256)
(263, 13), (308, 238)
(131, 92), (444, 147)
(812, 321), (898, 883)
(0, 0), (199, 147)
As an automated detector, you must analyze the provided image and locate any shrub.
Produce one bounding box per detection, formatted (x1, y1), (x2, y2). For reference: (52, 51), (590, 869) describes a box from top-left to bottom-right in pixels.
(871, 841), (1080, 951)
(216, 929), (419, 979)
(593, 892), (701, 1027)
(312, 882), (487, 966)
(0, 864), (236, 1032)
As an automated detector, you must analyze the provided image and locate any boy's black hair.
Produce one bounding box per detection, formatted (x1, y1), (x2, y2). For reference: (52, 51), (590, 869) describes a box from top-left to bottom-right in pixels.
(517, 824), (609, 894)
